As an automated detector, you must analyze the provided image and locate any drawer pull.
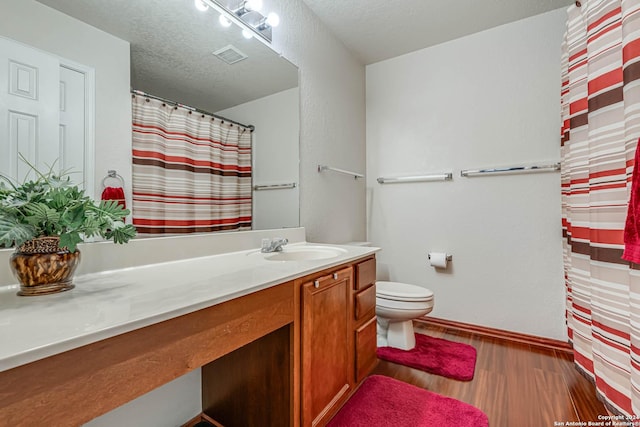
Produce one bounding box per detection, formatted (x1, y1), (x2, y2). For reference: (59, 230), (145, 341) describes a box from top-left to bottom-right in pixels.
(314, 280), (320, 288)
(333, 273), (338, 280)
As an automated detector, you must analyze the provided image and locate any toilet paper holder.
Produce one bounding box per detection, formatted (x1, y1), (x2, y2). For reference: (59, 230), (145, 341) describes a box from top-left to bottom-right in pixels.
(428, 253), (452, 261)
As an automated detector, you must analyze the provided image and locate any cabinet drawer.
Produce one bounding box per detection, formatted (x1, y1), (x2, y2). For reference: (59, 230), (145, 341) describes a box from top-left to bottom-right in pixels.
(354, 284), (376, 321)
(355, 316), (378, 383)
(355, 258), (376, 291)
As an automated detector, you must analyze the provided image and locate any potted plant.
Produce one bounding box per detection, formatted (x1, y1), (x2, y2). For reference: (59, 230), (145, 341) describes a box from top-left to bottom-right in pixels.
(0, 162), (137, 296)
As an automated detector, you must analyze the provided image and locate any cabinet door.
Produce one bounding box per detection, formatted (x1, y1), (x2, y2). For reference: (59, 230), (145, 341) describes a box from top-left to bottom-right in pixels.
(301, 267), (352, 427)
(355, 315), (378, 383)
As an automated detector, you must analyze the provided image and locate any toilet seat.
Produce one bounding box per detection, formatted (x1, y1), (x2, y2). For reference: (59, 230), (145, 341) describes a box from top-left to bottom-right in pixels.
(376, 281), (433, 302)
(376, 297), (434, 310)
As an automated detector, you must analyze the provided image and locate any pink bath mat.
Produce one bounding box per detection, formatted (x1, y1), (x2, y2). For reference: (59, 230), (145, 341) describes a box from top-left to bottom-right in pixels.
(327, 375), (488, 427)
(377, 333), (477, 381)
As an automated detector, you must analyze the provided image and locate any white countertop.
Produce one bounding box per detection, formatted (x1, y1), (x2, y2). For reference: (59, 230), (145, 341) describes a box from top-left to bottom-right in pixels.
(0, 242), (379, 373)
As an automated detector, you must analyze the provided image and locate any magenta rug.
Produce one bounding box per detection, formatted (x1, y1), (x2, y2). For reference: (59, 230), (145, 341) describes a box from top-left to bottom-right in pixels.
(327, 375), (488, 427)
(377, 333), (477, 381)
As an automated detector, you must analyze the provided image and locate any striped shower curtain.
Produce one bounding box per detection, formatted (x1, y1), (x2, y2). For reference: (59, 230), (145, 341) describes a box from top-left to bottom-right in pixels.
(561, 0), (640, 415)
(131, 94), (252, 234)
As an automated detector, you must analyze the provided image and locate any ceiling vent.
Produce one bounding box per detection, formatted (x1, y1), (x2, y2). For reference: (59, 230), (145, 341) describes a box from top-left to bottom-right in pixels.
(212, 45), (248, 64)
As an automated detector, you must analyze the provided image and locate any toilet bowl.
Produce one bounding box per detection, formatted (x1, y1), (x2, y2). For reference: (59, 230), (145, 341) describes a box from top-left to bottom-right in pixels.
(376, 281), (434, 350)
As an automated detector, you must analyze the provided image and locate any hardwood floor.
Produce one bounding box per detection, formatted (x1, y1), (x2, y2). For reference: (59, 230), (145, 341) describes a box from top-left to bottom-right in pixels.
(371, 321), (607, 427)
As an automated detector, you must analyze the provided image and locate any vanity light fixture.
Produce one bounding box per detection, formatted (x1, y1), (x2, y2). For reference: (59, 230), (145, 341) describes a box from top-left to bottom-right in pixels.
(257, 12), (280, 30)
(194, 0), (281, 44)
(194, 0), (209, 12)
(234, 0), (263, 16)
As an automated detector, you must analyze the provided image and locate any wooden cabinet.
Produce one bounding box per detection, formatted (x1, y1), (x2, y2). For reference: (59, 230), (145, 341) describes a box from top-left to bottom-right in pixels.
(0, 254), (378, 427)
(300, 267), (352, 427)
(352, 257), (378, 383)
(354, 316), (377, 383)
(354, 258), (376, 291)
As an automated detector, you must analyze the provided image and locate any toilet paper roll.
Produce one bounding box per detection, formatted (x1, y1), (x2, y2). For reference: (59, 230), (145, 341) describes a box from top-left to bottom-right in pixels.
(429, 252), (448, 269)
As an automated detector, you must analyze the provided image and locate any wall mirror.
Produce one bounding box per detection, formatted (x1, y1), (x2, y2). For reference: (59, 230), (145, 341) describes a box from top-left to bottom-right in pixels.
(1, 0), (300, 238)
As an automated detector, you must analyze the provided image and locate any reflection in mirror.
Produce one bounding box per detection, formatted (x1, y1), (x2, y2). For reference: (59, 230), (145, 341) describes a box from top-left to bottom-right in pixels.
(0, 0), (299, 236)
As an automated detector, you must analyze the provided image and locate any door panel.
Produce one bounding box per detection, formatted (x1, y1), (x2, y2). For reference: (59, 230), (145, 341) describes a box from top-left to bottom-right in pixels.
(0, 37), (60, 181)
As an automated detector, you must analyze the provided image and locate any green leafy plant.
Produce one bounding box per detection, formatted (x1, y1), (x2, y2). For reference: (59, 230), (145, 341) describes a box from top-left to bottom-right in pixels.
(0, 161), (136, 252)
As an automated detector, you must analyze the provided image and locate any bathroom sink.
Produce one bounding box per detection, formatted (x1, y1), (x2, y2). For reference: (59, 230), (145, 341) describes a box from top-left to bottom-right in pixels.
(255, 245), (348, 261)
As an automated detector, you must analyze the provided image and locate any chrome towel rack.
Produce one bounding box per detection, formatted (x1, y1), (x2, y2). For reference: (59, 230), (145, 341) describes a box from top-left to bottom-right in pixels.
(377, 172), (453, 184)
(253, 183), (297, 191)
(460, 162), (560, 177)
(318, 165), (364, 179)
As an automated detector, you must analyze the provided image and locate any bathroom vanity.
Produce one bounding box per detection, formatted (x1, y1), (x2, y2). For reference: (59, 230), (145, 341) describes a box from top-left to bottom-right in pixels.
(0, 241), (378, 426)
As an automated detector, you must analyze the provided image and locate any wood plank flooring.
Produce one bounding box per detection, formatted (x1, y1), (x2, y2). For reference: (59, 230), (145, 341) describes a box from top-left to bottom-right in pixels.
(372, 322), (607, 427)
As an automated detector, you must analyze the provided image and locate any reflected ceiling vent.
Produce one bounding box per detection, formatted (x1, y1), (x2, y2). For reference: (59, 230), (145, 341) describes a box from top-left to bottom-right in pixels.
(212, 45), (248, 64)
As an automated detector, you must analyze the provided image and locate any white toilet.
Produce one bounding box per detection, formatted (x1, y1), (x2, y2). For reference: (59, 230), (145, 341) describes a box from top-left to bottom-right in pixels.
(375, 281), (435, 350)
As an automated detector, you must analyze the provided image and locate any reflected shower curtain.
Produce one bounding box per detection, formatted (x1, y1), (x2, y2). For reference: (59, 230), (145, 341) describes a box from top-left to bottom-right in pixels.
(561, 0), (640, 415)
(131, 94), (252, 234)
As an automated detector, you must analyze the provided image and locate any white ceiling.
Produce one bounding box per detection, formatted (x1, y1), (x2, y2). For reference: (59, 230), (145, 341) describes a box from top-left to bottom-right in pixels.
(300, 0), (574, 64)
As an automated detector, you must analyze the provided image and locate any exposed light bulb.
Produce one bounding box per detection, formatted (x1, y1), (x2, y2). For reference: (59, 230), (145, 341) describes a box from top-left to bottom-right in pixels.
(244, 0), (263, 12)
(266, 12), (279, 27)
(194, 0), (209, 12)
(218, 14), (232, 27)
(242, 29), (253, 39)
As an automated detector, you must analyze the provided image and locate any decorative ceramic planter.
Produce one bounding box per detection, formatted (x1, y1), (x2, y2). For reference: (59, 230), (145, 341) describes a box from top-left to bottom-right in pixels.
(9, 237), (80, 296)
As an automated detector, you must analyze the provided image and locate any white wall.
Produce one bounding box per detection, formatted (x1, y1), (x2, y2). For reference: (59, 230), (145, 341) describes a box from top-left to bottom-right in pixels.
(0, 1), (365, 425)
(84, 370), (201, 427)
(366, 9), (567, 340)
(217, 88), (300, 230)
(271, 0), (367, 244)
(0, 0), (132, 204)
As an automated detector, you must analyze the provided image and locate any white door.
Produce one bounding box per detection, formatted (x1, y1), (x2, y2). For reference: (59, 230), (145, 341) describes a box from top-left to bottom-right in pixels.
(0, 36), (60, 182)
(0, 36), (90, 190)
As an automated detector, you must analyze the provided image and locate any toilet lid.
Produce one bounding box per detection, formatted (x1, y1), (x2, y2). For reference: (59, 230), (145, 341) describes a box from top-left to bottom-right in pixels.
(376, 281), (434, 302)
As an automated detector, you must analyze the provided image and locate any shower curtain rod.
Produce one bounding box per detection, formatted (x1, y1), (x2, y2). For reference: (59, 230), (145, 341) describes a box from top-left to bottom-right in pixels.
(131, 89), (255, 131)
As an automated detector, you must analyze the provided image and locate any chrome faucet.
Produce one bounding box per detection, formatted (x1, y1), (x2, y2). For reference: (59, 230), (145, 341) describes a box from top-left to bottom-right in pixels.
(261, 237), (289, 253)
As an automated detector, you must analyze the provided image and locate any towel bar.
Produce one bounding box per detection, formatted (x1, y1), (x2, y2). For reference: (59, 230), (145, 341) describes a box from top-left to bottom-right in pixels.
(377, 173), (453, 184)
(253, 183), (297, 191)
(460, 162), (560, 177)
(318, 165), (364, 179)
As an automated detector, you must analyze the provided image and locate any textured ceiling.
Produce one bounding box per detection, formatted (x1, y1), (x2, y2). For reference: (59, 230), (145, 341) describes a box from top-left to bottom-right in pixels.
(301, 0), (574, 64)
(30, 0), (573, 112)
(34, 0), (298, 113)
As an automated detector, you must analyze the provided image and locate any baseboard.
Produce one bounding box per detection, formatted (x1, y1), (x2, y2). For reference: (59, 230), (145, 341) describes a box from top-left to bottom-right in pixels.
(181, 413), (225, 427)
(415, 316), (573, 353)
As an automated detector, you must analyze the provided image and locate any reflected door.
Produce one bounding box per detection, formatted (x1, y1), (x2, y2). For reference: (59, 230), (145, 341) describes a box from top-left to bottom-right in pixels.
(0, 36), (90, 191)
